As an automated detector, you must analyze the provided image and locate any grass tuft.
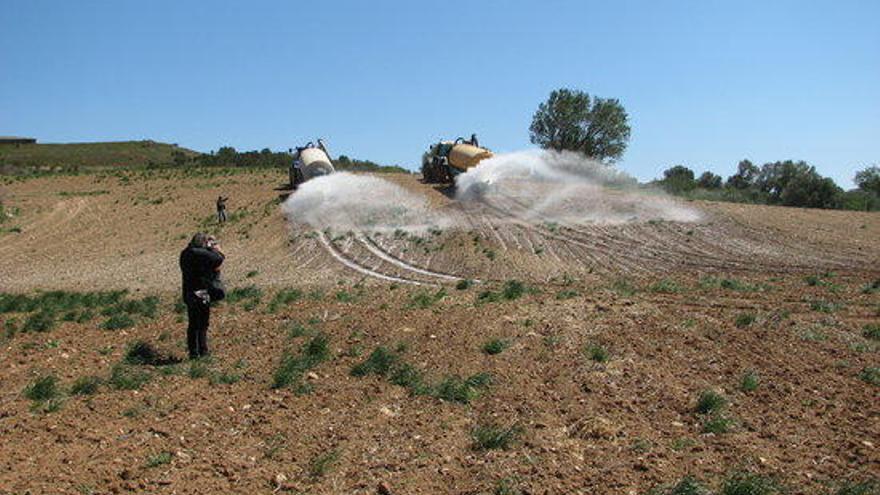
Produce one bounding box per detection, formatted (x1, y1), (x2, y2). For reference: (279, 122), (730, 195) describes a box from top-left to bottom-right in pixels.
(695, 390), (726, 415)
(108, 364), (151, 390)
(271, 333), (330, 389)
(650, 476), (711, 495)
(720, 472), (783, 495)
(350, 346), (399, 377)
(70, 375), (102, 396)
(145, 452), (172, 468)
(472, 423), (522, 450)
(267, 288), (302, 312)
(863, 324), (880, 341)
(24, 374), (61, 402)
(585, 343), (610, 363)
(650, 279), (682, 294)
(308, 449), (339, 478)
(859, 367), (880, 386)
(102, 313), (135, 330)
(482, 338), (510, 355)
(734, 313), (756, 328)
(832, 479), (879, 495)
(740, 370), (760, 392)
(408, 288), (447, 309)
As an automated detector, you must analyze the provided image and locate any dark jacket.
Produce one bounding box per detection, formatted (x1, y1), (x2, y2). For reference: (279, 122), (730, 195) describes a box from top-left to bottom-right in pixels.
(180, 246), (224, 303)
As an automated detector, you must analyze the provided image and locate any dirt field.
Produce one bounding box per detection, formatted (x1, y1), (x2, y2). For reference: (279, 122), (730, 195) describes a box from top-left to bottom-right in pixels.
(0, 168), (878, 494)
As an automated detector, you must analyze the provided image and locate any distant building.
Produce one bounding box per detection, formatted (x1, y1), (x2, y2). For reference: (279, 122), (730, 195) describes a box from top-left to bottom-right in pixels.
(0, 136), (37, 145)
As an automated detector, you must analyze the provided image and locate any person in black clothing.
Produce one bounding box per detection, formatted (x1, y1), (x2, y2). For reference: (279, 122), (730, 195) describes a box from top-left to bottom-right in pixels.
(216, 196), (229, 223)
(179, 233), (225, 359)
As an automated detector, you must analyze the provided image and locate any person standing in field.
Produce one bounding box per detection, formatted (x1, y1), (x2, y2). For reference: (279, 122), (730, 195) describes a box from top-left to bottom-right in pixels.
(216, 195), (229, 223)
(179, 233), (225, 359)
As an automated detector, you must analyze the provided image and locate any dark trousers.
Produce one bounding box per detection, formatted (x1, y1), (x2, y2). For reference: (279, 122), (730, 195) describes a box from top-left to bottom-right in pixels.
(186, 301), (210, 358)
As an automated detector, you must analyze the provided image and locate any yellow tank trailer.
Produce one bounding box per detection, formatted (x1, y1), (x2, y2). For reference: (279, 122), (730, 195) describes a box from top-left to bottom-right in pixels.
(290, 139), (335, 188)
(421, 135), (493, 184)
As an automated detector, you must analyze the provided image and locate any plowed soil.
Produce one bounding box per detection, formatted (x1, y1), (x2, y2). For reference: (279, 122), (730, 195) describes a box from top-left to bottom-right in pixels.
(0, 168), (878, 495)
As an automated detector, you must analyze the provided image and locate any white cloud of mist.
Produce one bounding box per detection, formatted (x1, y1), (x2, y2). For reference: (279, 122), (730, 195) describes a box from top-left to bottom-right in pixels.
(455, 149), (701, 225)
(283, 150), (701, 235)
(282, 172), (452, 233)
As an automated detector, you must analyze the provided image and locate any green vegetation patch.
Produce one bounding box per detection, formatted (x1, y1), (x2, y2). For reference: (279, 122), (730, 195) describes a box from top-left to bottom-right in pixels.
(477, 280), (533, 303)
(471, 423), (522, 451)
(267, 288), (303, 312)
(271, 333), (330, 390)
(482, 338), (511, 355)
(351, 346), (492, 404)
(70, 376), (102, 396)
(408, 288), (447, 309)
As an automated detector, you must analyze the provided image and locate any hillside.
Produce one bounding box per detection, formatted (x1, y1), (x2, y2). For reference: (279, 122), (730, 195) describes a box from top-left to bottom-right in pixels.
(0, 140), (201, 171)
(0, 168), (877, 494)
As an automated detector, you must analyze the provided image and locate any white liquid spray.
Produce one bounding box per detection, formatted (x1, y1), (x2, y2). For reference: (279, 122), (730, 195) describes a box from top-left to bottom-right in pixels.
(455, 149), (701, 225)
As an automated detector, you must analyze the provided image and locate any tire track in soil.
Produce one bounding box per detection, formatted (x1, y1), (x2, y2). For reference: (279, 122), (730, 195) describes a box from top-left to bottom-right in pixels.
(316, 231), (428, 285)
(358, 235), (471, 283)
(481, 192), (847, 274)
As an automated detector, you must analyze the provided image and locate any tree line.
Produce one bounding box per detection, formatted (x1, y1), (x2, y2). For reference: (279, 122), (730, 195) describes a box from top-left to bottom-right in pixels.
(528, 87), (879, 211)
(652, 161), (879, 211)
(176, 147), (408, 174)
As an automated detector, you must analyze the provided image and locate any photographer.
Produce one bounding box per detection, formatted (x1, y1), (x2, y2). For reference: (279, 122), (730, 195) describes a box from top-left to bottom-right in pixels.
(179, 233), (225, 359)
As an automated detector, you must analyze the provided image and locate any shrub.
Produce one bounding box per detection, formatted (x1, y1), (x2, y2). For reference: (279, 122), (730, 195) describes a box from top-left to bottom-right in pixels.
(482, 338), (510, 355)
(70, 376), (102, 396)
(24, 374), (60, 402)
(472, 423), (522, 450)
(695, 390), (726, 414)
(456, 279), (474, 290)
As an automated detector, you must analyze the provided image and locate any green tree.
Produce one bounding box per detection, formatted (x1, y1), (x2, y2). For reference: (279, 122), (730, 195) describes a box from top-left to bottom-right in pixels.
(855, 165), (880, 195)
(726, 159), (759, 189)
(697, 171), (723, 189)
(529, 88), (631, 163)
(757, 160), (842, 208)
(660, 165), (696, 193)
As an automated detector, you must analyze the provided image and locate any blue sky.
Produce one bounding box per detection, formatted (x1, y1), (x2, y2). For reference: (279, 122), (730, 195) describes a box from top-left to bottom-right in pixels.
(2, 0), (878, 186)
